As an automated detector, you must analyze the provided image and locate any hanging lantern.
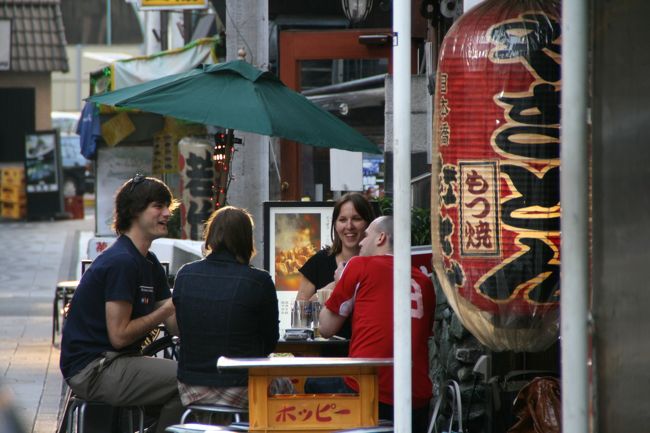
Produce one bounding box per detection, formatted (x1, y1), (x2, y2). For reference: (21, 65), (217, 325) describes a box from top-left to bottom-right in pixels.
(431, 0), (561, 352)
(341, 0), (374, 24)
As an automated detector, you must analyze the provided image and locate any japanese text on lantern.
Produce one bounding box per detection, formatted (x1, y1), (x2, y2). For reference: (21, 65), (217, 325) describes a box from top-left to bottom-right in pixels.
(473, 12), (561, 304)
(460, 162), (500, 256)
(437, 73), (451, 146)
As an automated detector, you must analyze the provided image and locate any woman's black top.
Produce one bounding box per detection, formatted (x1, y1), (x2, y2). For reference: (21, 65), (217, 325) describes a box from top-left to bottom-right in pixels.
(299, 248), (352, 340)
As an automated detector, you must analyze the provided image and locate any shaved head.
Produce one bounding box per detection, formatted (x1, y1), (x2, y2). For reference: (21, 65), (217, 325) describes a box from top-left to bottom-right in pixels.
(359, 215), (394, 256)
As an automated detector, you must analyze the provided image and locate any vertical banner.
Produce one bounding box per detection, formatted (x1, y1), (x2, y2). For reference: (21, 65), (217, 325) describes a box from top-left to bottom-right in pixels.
(178, 137), (215, 240)
(153, 131), (180, 175)
(432, 0), (561, 352)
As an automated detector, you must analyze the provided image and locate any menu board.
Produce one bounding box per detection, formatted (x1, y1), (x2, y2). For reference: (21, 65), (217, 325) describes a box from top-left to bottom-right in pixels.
(25, 131), (60, 193)
(24, 130), (63, 219)
(95, 145), (152, 236)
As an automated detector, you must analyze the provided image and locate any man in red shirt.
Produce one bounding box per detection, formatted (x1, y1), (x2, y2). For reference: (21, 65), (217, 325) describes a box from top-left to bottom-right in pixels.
(319, 216), (436, 432)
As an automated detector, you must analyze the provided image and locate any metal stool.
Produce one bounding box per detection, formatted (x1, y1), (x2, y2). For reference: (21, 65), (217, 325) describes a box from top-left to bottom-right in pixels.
(53, 260), (92, 345)
(66, 396), (145, 433)
(52, 280), (78, 345)
(181, 404), (246, 424)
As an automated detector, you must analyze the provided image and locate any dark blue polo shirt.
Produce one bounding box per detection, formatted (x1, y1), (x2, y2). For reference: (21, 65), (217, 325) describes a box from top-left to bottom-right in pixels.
(60, 235), (171, 379)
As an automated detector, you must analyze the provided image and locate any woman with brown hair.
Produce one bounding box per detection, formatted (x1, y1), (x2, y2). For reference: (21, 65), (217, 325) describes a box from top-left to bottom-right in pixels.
(172, 206), (279, 410)
(295, 192), (375, 338)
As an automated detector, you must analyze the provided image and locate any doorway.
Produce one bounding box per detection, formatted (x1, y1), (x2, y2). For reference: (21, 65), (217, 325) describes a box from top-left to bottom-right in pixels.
(0, 88), (35, 163)
(278, 28), (392, 200)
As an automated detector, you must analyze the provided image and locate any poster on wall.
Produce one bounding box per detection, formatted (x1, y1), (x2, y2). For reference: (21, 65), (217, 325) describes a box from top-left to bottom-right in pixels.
(263, 202), (335, 290)
(263, 201), (334, 334)
(24, 130), (64, 220)
(25, 131), (60, 193)
(96, 146), (153, 236)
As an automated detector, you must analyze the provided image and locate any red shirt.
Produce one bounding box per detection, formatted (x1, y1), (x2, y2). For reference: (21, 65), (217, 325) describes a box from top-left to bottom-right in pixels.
(325, 255), (435, 408)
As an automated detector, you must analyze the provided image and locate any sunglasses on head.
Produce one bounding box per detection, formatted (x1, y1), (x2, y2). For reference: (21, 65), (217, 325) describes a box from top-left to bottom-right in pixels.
(128, 174), (146, 193)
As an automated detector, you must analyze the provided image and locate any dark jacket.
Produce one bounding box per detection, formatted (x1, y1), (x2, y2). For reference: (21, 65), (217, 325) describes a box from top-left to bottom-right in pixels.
(172, 250), (279, 387)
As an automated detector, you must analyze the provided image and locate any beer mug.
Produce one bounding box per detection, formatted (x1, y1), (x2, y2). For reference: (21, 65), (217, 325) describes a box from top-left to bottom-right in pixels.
(291, 300), (312, 328)
(311, 301), (322, 335)
(317, 288), (333, 304)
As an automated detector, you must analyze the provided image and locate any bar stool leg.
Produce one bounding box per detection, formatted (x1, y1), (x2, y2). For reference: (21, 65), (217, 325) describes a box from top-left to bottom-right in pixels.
(78, 401), (87, 433)
(66, 400), (75, 433)
(137, 406), (145, 433)
(52, 291), (60, 345)
(126, 407), (133, 433)
(180, 408), (192, 424)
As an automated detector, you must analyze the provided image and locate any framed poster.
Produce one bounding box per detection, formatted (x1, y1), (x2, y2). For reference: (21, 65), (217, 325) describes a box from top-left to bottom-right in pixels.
(263, 201), (335, 291)
(264, 201), (334, 335)
(25, 130), (60, 193)
(24, 130), (63, 220)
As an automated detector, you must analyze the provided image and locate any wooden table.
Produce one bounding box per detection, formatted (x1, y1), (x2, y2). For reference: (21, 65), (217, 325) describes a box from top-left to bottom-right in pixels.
(217, 356), (392, 433)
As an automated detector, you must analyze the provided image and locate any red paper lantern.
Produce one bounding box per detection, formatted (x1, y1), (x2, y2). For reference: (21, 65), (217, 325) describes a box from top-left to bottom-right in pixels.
(432, 0), (561, 351)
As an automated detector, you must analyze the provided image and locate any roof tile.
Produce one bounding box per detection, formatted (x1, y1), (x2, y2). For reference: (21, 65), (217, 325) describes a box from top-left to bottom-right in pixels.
(0, 0), (69, 72)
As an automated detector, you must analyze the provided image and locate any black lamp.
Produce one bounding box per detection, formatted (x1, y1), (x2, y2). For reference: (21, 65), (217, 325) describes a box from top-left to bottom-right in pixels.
(341, 0), (374, 24)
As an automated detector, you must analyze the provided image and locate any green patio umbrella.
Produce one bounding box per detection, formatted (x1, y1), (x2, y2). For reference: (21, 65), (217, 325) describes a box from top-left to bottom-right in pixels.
(88, 60), (381, 154)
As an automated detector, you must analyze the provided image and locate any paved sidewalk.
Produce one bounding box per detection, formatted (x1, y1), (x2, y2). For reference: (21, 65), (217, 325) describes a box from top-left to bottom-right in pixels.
(0, 216), (94, 433)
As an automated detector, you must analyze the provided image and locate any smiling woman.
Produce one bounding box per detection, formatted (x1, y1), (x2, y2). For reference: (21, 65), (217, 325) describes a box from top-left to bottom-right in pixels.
(294, 193), (375, 341)
(295, 193), (375, 298)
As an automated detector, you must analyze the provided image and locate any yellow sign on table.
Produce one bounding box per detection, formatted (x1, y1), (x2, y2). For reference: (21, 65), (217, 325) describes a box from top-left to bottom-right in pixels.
(218, 356), (392, 433)
(138, 0), (208, 10)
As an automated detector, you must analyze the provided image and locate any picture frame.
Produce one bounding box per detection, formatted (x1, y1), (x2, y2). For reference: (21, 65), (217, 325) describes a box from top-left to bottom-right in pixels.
(24, 130), (60, 193)
(263, 201), (335, 291)
(23, 130), (64, 220)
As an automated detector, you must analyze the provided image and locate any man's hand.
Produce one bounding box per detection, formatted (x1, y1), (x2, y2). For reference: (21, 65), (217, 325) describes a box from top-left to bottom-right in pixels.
(106, 298), (176, 349)
(156, 298), (175, 317)
(158, 298), (179, 336)
(333, 260), (347, 283)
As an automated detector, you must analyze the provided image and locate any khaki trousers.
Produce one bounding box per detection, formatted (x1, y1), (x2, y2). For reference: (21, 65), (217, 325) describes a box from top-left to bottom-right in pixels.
(68, 352), (183, 433)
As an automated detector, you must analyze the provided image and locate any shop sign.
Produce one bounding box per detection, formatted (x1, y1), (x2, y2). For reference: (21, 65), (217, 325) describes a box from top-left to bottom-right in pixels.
(25, 131), (60, 193)
(265, 399), (357, 430)
(138, 0), (208, 10)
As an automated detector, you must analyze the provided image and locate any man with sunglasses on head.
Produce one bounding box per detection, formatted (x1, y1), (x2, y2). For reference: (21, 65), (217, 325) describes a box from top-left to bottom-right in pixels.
(60, 175), (183, 433)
